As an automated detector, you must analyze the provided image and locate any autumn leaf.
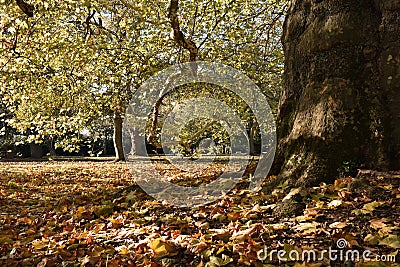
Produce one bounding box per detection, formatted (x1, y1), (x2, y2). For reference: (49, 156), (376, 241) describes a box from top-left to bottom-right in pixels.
(207, 255), (233, 267)
(0, 235), (13, 244)
(116, 246), (129, 255)
(329, 222), (347, 229)
(94, 204), (114, 217)
(294, 222), (320, 234)
(32, 239), (49, 250)
(327, 199), (342, 208)
(364, 234), (380, 245)
(149, 238), (178, 258)
(379, 235), (400, 249)
(1, 160), (399, 266)
(364, 201), (385, 212)
(231, 224), (261, 243)
(369, 218), (388, 230)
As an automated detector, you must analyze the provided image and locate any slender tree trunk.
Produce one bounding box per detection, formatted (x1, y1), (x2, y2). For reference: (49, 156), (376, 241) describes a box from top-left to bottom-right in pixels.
(273, 0), (400, 187)
(248, 117), (257, 156)
(113, 111), (125, 161)
(103, 130), (108, 156)
(147, 99), (162, 146)
(30, 143), (42, 159)
(129, 126), (146, 156)
(49, 138), (56, 157)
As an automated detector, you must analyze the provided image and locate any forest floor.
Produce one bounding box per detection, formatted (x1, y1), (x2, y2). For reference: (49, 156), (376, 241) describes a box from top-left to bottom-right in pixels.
(0, 161), (399, 267)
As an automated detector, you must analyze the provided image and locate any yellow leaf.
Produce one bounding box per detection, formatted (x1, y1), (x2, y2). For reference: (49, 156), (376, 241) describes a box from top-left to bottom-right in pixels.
(27, 229), (35, 235)
(363, 201), (384, 212)
(117, 246), (129, 255)
(32, 239), (48, 250)
(146, 201), (160, 206)
(294, 222), (319, 234)
(379, 235), (400, 249)
(76, 206), (86, 218)
(329, 222), (347, 229)
(149, 238), (177, 258)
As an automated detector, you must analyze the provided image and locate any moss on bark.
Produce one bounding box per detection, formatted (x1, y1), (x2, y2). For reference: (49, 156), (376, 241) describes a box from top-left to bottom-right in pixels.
(273, 0), (400, 187)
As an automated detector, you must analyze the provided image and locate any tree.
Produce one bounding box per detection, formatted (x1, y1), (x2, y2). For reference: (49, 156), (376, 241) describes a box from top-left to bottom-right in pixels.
(1, 0), (286, 160)
(0, 0), (165, 160)
(273, 0), (400, 187)
(0, 1), (103, 154)
(146, 0), (286, 154)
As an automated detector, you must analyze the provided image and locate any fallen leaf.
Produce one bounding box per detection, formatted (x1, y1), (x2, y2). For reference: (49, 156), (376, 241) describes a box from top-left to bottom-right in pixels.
(363, 201), (384, 212)
(117, 246), (129, 255)
(207, 254), (233, 266)
(149, 238), (177, 258)
(327, 199), (342, 208)
(329, 222), (347, 229)
(379, 234), (400, 249)
(32, 239), (48, 250)
(369, 218), (387, 230)
(364, 234), (379, 245)
(231, 224), (260, 243)
(294, 222), (319, 234)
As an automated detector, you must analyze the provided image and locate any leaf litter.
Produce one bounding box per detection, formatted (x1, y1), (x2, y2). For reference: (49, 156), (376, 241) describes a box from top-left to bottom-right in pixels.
(0, 161), (399, 266)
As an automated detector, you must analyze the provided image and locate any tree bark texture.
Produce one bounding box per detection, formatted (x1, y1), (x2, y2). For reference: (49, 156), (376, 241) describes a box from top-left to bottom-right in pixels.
(274, 0), (400, 186)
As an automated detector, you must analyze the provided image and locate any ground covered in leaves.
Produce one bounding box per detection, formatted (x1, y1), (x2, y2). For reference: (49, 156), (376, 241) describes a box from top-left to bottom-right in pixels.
(0, 161), (399, 266)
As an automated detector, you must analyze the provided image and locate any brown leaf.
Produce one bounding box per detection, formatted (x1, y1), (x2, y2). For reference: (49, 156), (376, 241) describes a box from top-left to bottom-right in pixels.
(369, 218), (387, 230)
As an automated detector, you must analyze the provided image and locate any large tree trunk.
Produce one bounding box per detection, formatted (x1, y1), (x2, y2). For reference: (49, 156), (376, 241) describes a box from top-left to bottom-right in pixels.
(273, 0), (400, 187)
(113, 111), (125, 162)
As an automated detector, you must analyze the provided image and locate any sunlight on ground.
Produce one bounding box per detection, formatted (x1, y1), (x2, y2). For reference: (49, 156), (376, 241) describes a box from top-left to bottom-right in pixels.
(0, 162), (399, 266)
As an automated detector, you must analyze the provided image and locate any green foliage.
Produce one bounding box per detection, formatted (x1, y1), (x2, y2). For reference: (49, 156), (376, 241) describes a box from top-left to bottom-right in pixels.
(0, 0), (287, 151)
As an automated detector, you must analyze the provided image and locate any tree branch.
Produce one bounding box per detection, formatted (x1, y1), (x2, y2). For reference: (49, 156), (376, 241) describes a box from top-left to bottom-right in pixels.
(15, 0), (34, 17)
(168, 0), (198, 62)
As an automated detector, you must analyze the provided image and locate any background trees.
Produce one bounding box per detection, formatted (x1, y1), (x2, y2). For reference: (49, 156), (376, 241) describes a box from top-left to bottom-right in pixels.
(1, 0), (286, 160)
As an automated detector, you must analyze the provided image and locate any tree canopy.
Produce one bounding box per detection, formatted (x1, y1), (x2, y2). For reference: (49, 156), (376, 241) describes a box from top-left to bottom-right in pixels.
(1, 0), (286, 156)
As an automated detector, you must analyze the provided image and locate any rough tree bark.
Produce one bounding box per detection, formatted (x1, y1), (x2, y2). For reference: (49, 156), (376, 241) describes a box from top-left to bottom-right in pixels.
(112, 75), (132, 161)
(273, 0), (400, 187)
